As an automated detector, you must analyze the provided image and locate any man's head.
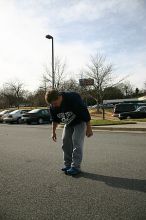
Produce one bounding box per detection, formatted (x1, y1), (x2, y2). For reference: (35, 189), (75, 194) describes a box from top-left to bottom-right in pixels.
(45, 89), (63, 108)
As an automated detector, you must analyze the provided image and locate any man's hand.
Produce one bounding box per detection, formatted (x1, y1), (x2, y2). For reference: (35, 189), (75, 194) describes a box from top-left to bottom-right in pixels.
(52, 122), (58, 142)
(86, 122), (93, 138)
(52, 132), (57, 142)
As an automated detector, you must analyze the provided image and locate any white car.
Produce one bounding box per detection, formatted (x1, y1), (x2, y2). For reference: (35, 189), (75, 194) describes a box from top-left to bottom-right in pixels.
(0, 110), (12, 123)
(3, 109), (30, 124)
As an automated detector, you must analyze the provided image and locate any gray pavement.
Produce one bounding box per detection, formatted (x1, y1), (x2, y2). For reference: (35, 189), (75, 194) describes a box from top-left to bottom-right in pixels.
(0, 124), (146, 220)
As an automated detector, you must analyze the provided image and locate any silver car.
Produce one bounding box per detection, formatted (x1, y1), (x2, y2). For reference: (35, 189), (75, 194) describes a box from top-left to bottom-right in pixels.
(3, 109), (30, 124)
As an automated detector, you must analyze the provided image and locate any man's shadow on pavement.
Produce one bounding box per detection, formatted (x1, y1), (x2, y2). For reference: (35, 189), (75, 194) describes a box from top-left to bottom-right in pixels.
(73, 172), (146, 193)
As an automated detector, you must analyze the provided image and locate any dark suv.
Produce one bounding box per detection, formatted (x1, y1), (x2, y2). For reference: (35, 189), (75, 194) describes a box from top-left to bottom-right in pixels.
(118, 106), (146, 120)
(113, 103), (136, 117)
(21, 109), (51, 124)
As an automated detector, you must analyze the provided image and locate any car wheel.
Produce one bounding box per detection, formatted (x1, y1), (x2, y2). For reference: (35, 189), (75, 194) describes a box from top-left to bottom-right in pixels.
(17, 118), (22, 124)
(27, 122), (31, 125)
(38, 118), (44, 124)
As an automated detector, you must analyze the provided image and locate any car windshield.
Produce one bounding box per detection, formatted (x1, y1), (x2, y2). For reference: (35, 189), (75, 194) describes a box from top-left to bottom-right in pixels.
(29, 109), (40, 113)
(0, 110), (8, 115)
(10, 110), (19, 114)
(136, 106), (146, 112)
(115, 104), (135, 112)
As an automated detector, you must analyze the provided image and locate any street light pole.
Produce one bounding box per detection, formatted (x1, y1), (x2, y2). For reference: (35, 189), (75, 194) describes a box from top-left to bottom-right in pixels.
(46, 34), (55, 89)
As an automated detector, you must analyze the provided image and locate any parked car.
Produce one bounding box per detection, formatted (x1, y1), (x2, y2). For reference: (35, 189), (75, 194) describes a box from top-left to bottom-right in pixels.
(21, 109), (51, 124)
(103, 103), (114, 109)
(113, 103), (137, 117)
(0, 110), (13, 123)
(88, 104), (104, 109)
(0, 110), (9, 122)
(3, 109), (31, 124)
(118, 106), (146, 120)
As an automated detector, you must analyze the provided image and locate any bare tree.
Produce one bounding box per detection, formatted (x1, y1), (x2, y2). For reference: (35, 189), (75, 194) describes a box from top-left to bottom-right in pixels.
(118, 81), (134, 98)
(42, 56), (66, 90)
(3, 80), (25, 108)
(0, 89), (7, 109)
(60, 79), (79, 92)
(85, 53), (113, 112)
(144, 81), (146, 92)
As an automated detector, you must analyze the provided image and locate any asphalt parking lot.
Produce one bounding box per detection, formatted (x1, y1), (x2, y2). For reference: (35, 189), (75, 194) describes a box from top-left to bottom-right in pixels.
(0, 124), (146, 220)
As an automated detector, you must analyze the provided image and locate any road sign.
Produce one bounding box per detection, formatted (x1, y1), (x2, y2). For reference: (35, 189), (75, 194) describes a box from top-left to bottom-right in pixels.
(79, 78), (94, 86)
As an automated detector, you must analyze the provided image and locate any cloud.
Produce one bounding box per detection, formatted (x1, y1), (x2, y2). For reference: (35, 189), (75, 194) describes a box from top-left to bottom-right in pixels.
(48, 0), (146, 24)
(109, 49), (146, 88)
(0, 0), (145, 91)
(0, 1), (53, 90)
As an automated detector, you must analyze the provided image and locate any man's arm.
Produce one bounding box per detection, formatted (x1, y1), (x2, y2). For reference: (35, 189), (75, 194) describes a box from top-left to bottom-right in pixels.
(52, 122), (58, 142)
(86, 121), (93, 137)
(50, 107), (60, 142)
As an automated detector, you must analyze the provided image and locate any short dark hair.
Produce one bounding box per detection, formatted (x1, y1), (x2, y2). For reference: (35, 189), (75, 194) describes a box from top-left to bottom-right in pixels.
(45, 89), (60, 104)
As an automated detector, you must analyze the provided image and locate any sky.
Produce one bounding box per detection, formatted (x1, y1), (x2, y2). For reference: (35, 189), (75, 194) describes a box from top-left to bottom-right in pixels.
(0, 0), (146, 91)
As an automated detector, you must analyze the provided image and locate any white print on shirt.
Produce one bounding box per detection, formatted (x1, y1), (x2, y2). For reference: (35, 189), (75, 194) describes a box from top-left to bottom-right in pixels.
(57, 112), (76, 125)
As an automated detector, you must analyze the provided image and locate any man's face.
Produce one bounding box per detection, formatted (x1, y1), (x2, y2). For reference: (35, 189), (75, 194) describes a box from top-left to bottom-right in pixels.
(51, 96), (62, 108)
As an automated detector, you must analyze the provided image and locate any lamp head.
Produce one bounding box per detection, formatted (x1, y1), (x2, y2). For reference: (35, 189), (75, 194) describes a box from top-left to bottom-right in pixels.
(46, 35), (53, 39)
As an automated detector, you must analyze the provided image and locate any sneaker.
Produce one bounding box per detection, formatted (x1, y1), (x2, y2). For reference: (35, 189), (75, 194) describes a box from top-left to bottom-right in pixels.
(61, 166), (71, 172)
(66, 167), (81, 175)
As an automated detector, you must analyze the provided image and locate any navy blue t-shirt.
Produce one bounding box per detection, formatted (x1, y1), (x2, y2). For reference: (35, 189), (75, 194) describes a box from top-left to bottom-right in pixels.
(50, 92), (91, 126)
